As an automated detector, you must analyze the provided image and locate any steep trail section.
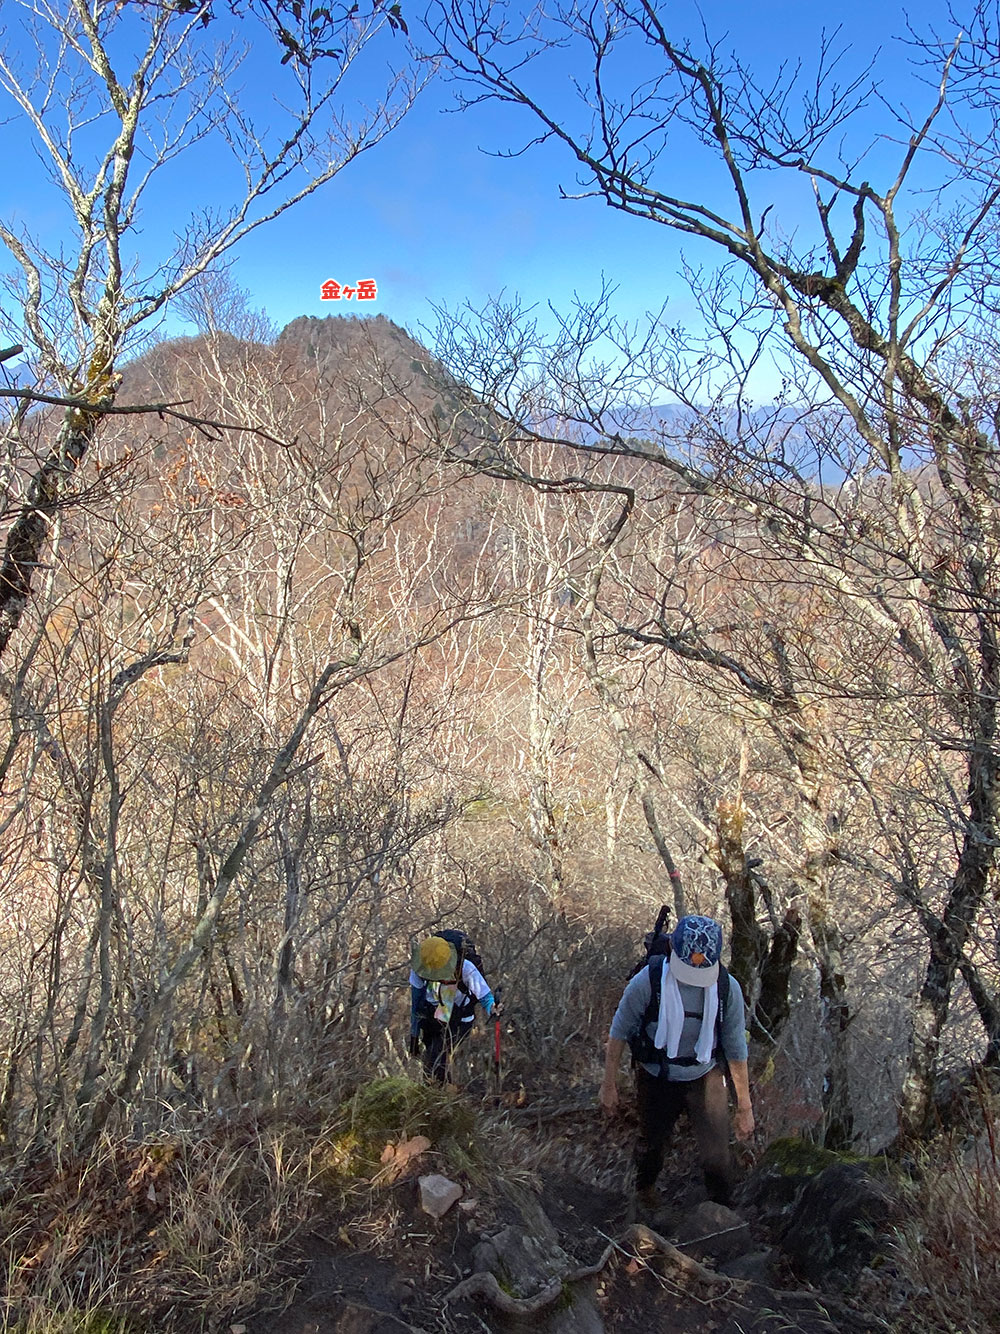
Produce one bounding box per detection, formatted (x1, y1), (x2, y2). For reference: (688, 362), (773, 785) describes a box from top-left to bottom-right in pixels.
(252, 1095), (887, 1334)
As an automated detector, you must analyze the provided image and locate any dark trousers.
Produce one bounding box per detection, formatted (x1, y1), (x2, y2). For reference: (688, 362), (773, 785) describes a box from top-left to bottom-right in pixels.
(418, 1015), (472, 1082)
(634, 1064), (733, 1205)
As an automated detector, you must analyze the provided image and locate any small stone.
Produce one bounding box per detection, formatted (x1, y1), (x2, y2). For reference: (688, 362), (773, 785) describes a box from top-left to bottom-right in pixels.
(719, 1249), (778, 1283)
(471, 1240), (500, 1274)
(418, 1172), (463, 1219)
(673, 1201), (751, 1263)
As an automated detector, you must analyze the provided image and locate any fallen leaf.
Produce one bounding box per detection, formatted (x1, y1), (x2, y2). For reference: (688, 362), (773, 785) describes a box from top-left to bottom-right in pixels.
(380, 1134), (433, 1182)
(395, 1134), (431, 1163)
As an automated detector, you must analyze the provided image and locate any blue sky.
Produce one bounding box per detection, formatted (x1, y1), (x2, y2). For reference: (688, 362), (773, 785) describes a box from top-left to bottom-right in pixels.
(0, 0), (964, 359)
(232, 0), (953, 346)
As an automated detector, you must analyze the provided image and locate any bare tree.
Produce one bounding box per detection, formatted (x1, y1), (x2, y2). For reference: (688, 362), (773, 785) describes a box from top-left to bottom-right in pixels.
(0, 0), (437, 1145)
(0, 310), (525, 1148)
(427, 0), (1000, 1140)
(0, 0), (417, 659)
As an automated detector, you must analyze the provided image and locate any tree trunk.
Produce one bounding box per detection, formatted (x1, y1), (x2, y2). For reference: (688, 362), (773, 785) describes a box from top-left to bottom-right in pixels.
(0, 393), (112, 659)
(716, 796), (768, 1007)
(752, 906), (802, 1044)
(900, 744), (1000, 1137)
(786, 719), (855, 1149)
(527, 613), (567, 910)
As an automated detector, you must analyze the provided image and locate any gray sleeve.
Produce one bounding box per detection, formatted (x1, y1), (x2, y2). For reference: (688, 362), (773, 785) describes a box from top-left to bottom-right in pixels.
(720, 972), (749, 1062)
(609, 969), (653, 1041)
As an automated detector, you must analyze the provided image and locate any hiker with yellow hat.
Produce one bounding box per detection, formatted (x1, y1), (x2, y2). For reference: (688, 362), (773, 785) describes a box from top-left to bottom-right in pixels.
(409, 930), (496, 1082)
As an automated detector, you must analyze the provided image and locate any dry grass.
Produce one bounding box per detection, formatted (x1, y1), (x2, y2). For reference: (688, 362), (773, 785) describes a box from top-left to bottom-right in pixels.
(0, 1075), (534, 1332)
(3, 1311), (134, 1334)
(0, 1118), (320, 1332)
(882, 1108), (1000, 1333)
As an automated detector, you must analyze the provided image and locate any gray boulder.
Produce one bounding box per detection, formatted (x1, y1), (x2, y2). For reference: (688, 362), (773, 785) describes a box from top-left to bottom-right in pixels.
(740, 1138), (902, 1287)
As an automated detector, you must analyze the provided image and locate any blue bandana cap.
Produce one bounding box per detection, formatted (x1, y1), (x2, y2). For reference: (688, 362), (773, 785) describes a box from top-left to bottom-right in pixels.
(669, 915), (722, 987)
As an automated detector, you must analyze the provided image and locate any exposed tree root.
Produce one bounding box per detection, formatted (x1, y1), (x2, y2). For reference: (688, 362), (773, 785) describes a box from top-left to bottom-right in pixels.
(445, 1220), (878, 1330)
(623, 1223), (731, 1284)
(444, 1272), (568, 1317)
(444, 1222), (727, 1314)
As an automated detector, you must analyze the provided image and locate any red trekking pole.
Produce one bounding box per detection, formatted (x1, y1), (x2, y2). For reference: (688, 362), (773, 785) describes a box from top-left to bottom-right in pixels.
(492, 988), (503, 1097)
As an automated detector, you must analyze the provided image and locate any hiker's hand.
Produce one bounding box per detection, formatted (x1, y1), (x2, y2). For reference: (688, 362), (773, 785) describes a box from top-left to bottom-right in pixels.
(408, 1032), (420, 1058)
(599, 1079), (619, 1115)
(734, 1103), (755, 1140)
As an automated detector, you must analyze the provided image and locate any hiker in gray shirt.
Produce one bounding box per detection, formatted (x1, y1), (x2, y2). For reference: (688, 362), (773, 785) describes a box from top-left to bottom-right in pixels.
(600, 915), (754, 1210)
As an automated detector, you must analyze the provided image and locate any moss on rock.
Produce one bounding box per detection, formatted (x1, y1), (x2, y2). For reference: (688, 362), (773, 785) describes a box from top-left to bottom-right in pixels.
(318, 1076), (479, 1188)
(759, 1136), (876, 1177)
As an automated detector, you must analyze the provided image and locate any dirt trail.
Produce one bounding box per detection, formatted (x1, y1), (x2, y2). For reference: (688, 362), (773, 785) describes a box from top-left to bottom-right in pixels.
(248, 1095), (881, 1334)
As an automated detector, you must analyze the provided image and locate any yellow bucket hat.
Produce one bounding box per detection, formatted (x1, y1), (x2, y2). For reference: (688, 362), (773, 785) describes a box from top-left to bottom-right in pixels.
(411, 935), (459, 981)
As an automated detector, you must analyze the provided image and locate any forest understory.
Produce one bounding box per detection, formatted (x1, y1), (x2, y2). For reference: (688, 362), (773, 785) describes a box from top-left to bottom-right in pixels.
(5, 2), (1000, 1325)
(2, 309), (1000, 1332)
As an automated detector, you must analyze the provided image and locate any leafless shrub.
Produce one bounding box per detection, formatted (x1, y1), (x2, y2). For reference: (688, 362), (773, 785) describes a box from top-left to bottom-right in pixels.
(881, 1093), (1000, 1332)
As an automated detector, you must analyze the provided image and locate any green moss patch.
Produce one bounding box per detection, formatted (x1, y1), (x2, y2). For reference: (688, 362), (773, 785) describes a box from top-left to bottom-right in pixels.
(760, 1136), (880, 1177)
(319, 1076), (480, 1187)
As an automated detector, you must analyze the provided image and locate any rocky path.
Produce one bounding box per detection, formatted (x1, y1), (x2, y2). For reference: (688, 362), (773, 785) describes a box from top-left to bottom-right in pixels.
(249, 1098), (890, 1334)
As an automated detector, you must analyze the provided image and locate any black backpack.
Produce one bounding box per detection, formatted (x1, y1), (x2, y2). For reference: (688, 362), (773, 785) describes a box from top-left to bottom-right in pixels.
(435, 928), (483, 975)
(627, 904), (673, 983)
(627, 906), (729, 1069)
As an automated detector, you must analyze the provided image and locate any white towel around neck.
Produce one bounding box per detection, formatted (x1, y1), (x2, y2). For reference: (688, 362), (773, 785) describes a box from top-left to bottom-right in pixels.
(653, 956), (719, 1064)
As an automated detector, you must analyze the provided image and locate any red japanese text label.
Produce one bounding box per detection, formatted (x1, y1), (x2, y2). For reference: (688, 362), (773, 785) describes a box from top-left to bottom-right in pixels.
(321, 279), (377, 301)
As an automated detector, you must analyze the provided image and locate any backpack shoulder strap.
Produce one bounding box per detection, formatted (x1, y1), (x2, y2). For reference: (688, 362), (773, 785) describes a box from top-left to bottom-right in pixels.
(714, 965), (731, 1061)
(644, 956), (663, 1024)
(628, 958), (662, 1068)
(650, 955), (663, 993)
